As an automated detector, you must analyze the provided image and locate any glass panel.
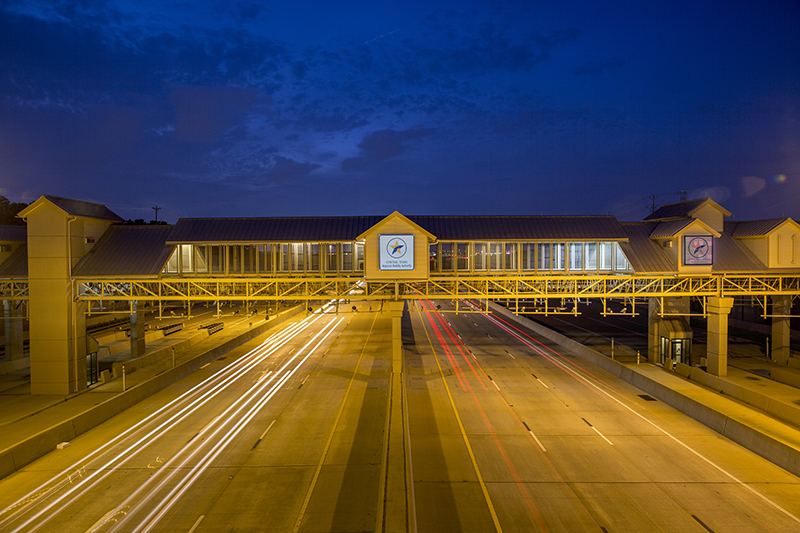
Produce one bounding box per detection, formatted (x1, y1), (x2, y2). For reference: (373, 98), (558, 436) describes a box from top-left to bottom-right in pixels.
(537, 243), (550, 271)
(615, 244), (629, 271)
(585, 243), (597, 270)
(441, 243), (453, 271)
(568, 243), (583, 271)
(504, 243), (517, 271)
(599, 242), (613, 270)
(211, 245), (224, 274)
(258, 244), (273, 273)
(278, 244), (289, 272)
(165, 248), (178, 273)
(355, 244), (364, 272)
(228, 245), (241, 274)
(180, 245), (194, 273)
(341, 243), (353, 271)
(291, 243), (304, 272)
(489, 243), (502, 270)
(521, 243), (535, 271)
(243, 245), (256, 273)
(457, 243), (469, 271)
(553, 243), (565, 270)
(325, 244), (338, 272)
(306, 244), (319, 272)
(429, 244), (438, 272)
(474, 243), (487, 270)
(195, 245), (209, 274)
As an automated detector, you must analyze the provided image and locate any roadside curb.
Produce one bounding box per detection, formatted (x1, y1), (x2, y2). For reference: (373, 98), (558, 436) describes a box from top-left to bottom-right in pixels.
(489, 302), (800, 478)
(0, 307), (303, 481)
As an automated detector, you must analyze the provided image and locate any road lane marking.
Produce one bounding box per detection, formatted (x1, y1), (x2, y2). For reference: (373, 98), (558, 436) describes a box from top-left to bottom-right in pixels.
(187, 515), (204, 533)
(522, 422), (546, 452)
(531, 373), (549, 388)
(251, 419), (277, 451)
(488, 312), (800, 527)
(581, 418), (613, 445)
(486, 375), (501, 391)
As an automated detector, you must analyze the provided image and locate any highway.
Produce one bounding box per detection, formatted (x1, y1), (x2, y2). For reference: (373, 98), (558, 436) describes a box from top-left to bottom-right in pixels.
(1, 299), (800, 531)
(405, 299), (800, 532)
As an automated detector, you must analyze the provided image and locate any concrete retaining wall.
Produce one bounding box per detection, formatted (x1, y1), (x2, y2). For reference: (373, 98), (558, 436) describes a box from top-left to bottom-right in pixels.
(489, 302), (800, 478)
(0, 306), (303, 480)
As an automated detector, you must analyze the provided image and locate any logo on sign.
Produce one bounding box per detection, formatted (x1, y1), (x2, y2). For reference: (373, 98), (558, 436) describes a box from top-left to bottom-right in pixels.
(387, 237), (407, 259)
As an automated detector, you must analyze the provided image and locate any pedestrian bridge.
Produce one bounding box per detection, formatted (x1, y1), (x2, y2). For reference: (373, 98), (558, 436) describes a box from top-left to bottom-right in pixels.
(2, 195), (799, 394)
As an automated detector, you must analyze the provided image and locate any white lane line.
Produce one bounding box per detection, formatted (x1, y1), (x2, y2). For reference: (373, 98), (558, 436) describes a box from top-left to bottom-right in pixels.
(187, 515), (204, 533)
(531, 373), (548, 389)
(491, 315), (800, 526)
(522, 422), (546, 452)
(590, 426), (613, 446)
(486, 375), (501, 391)
(259, 419), (277, 441)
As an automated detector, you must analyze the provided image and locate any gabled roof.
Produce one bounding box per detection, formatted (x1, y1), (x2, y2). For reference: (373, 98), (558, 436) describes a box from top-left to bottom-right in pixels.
(643, 197), (732, 221)
(713, 232), (765, 271)
(729, 218), (800, 237)
(0, 244), (27, 278)
(357, 211), (437, 242)
(17, 195), (123, 222)
(649, 218), (721, 239)
(72, 225), (175, 277)
(0, 225), (27, 242)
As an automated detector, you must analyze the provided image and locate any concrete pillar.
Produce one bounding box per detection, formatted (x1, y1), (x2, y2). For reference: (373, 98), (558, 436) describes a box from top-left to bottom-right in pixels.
(648, 298), (661, 364)
(130, 301), (146, 358)
(3, 300), (24, 360)
(771, 295), (792, 365)
(707, 297), (734, 377)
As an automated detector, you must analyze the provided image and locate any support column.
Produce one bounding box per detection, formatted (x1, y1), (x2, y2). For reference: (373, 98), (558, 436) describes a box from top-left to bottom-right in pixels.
(4, 300), (24, 360)
(707, 297), (734, 377)
(130, 301), (146, 358)
(648, 298), (661, 364)
(771, 295), (792, 365)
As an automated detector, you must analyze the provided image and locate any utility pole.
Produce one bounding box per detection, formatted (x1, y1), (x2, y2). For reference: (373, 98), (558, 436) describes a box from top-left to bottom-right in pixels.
(152, 205), (161, 223)
(677, 190), (688, 202)
(648, 194), (657, 214)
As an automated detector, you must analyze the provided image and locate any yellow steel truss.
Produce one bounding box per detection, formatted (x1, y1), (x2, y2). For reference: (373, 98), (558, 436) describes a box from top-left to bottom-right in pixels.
(67, 274), (800, 303)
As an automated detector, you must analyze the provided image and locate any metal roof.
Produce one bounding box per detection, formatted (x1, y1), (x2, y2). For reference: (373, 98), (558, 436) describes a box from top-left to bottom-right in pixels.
(643, 197), (731, 221)
(408, 216), (627, 241)
(41, 196), (123, 222)
(0, 225), (27, 242)
(0, 244), (28, 278)
(619, 223), (675, 273)
(167, 215), (628, 243)
(167, 217), (385, 243)
(713, 232), (765, 272)
(72, 225), (175, 277)
(728, 218), (790, 237)
(648, 219), (693, 238)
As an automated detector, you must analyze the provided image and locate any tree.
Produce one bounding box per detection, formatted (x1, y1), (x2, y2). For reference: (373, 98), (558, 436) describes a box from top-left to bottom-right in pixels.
(0, 196), (28, 225)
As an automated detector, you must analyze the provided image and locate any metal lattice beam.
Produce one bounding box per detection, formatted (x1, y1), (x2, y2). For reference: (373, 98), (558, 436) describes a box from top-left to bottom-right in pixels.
(69, 274), (800, 303)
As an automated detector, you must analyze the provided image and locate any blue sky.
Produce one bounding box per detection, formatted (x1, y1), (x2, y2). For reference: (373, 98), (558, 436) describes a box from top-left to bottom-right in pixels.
(1, 0), (798, 222)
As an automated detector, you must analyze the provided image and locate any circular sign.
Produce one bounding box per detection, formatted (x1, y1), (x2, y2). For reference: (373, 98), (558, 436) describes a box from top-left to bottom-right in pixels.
(386, 237), (408, 259)
(687, 237), (710, 259)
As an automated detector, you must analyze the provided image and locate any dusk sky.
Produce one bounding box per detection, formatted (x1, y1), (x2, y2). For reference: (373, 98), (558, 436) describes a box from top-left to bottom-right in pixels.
(1, 1), (798, 223)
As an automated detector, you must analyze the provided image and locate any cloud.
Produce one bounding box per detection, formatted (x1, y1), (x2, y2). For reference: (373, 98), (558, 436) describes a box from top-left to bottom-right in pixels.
(170, 85), (259, 142)
(341, 128), (432, 171)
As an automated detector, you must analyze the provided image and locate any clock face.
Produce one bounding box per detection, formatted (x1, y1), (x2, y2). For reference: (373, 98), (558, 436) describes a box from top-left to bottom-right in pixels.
(684, 235), (713, 265)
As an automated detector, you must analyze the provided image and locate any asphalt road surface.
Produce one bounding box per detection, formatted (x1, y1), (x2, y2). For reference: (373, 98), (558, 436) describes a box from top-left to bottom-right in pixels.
(1, 298), (800, 532)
